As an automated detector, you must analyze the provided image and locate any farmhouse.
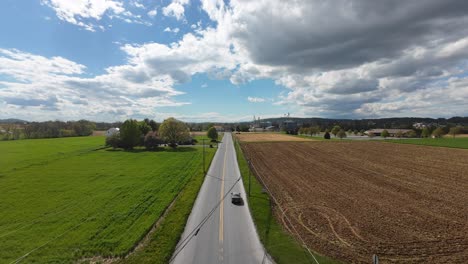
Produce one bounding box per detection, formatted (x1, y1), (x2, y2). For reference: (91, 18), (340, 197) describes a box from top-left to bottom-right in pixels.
(365, 128), (413, 137)
(106, 127), (120, 137)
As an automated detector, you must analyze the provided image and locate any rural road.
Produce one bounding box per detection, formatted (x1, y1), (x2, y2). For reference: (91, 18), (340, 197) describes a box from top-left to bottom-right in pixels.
(171, 132), (271, 264)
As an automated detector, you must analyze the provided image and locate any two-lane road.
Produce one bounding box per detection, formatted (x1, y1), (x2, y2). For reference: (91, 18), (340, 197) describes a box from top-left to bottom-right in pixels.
(171, 133), (270, 264)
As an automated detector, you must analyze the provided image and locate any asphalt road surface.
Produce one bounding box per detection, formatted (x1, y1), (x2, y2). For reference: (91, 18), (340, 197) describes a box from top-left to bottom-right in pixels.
(171, 133), (271, 264)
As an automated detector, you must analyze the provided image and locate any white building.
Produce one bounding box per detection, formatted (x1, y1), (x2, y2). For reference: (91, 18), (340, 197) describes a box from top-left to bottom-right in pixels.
(106, 127), (120, 137)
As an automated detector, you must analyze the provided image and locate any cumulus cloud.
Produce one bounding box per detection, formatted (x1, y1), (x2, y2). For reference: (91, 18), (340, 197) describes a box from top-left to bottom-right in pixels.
(0, 48), (188, 121)
(247, 97), (265, 103)
(41, 0), (151, 31)
(199, 0), (468, 117)
(147, 9), (157, 18)
(6, 0), (468, 120)
(120, 27), (237, 84)
(162, 0), (190, 20)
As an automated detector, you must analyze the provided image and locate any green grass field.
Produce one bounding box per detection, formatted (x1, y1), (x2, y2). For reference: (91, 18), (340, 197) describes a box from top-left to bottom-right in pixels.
(233, 137), (338, 264)
(192, 133), (223, 145)
(0, 136), (215, 263)
(388, 137), (468, 149)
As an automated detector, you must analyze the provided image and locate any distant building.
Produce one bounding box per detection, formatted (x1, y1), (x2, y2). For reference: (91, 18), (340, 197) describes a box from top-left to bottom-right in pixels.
(365, 129), (413, 137)
(106, 127), (120, 137)
(281, 120), (298, 134)
(213, 125), (225, 132)
(413, 122), (427, 129)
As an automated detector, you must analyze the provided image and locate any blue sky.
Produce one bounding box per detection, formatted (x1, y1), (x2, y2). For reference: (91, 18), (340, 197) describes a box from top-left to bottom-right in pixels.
(1, 1), (467, 122)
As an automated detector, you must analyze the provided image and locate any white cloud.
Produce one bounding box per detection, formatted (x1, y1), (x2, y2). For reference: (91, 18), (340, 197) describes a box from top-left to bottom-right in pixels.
(247, 97), (266, 103)
(0, 48), (188, 121)
(130, 0), (145, 9)
(162, 0), (190, 20)
(5, 1), (468, 121)
(41, 0), (151, 31)
(147, 9), (157, 18)
(195, 0), (468, 118)
(164, 27), (180, 34)
(120, 26), (237, 84)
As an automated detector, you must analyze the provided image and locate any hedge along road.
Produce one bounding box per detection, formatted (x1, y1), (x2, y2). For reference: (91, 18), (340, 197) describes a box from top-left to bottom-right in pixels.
(171, 132), (271, 264)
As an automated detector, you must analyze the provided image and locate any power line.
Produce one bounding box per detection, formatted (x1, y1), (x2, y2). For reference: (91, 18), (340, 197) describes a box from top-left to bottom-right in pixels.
(169, 176), (241, 263)
(247, 157), (320, 264)
(9, 218), (87, 264)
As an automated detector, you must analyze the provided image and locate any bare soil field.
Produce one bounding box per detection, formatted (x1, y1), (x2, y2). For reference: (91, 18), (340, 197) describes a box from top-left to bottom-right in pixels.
(235, 132), (315, 142)
(92, 130), (106, 136)
(241, 141), (468, 263)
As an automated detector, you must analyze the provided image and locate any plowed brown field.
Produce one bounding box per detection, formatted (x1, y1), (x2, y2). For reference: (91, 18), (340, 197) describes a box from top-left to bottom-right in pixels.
(235, 133), (314, 142)
(241, 141), (468, 263)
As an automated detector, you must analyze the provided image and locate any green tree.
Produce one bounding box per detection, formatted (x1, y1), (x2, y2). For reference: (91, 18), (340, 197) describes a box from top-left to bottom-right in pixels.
(138, 121), (151, 136)
(406, 130), (417, 138)
(421, 127), (430, 138)
(144, 132), (163, 150)
(120, 119), (141, 150)
(207, 127), (219, 142)
(105, 133), (121, 149)
(149, 120), (159, 131)
(324, 130), (331, 139)
(310, 126), (319, 135)
(449, 127), (462, 138)
(432, 127), (445, 138)
(72, 120), (96, 136)
(337, 129), (347, 139)
(205, 123), (215, 131)
(381, 129), (390, 139)
(395, 130), (404, 139)
(159, 117), (190, 147)
(331, 125), (341, 137)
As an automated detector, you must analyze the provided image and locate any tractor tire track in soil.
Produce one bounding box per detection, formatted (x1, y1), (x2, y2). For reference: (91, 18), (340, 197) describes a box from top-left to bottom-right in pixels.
(241, 141), (468, 263)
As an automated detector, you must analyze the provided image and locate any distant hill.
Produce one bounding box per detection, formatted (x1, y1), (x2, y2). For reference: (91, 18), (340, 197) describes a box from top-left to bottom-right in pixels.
(0, 118), (28, 124)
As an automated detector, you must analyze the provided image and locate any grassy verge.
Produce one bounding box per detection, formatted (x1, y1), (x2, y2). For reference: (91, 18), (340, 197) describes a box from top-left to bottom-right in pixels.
(233, 137), (338, 264)
(120, 149), (216, 264)
(387, 137), (468, 149)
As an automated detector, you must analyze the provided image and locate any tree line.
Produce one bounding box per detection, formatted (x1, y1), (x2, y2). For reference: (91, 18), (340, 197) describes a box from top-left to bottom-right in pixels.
(106, 117), (193, 150)
(298, 124), (465, 139)
(0, 120), (95, 140)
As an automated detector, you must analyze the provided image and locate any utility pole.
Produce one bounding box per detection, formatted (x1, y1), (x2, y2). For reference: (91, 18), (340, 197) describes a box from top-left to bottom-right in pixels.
(202, 138), (205, 174)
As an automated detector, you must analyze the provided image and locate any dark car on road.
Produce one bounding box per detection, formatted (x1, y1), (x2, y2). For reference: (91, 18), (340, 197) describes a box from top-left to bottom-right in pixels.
(231, 192), (242, 204)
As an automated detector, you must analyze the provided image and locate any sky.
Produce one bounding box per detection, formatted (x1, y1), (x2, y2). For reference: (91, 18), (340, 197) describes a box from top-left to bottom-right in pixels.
(0, 0), (468, 122)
